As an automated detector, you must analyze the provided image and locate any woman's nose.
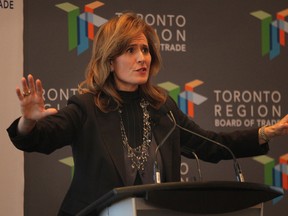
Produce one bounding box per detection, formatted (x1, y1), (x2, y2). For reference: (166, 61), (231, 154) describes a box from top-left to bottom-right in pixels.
(136, 50), (145, 64)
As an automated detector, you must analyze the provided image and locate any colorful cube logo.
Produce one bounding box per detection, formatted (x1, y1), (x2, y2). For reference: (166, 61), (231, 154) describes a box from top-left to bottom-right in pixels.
(56, 1), (107, 55)
(158, 80), (207, 118)
(251, 9), (288, 60)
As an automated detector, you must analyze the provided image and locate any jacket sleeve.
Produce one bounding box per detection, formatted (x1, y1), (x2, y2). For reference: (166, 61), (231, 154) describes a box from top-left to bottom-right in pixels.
(6, 94), (89, 154)
(165, 97), (269, 163)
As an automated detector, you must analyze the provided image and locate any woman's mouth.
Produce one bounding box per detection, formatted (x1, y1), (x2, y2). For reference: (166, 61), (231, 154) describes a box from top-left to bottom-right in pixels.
(136, 67), (147, 72)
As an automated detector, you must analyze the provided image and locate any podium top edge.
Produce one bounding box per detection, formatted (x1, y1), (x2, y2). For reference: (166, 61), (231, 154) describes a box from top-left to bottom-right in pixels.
(76, 181), (284, 216)
(113, 181), (284, 195)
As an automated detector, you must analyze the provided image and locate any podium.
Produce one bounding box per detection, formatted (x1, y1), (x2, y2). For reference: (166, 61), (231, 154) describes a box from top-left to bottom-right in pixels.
(76, 181), (284, 216)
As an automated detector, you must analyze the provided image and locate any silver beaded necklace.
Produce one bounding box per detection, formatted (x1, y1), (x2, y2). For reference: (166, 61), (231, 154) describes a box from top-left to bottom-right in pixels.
(118, 99), (151, 171)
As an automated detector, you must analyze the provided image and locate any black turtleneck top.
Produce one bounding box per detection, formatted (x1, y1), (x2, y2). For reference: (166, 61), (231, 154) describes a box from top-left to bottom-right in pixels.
(118, 90), (164, 185)
(118, 90), (143, 149)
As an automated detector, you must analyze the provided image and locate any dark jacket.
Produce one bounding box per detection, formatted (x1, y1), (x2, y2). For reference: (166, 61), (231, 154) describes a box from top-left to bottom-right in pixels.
(7, 93), (269, 215)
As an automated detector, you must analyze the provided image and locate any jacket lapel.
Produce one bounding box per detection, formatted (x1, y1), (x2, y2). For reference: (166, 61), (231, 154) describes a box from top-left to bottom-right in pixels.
(97, 110), (127, 184)
(97, 106), (175, 185)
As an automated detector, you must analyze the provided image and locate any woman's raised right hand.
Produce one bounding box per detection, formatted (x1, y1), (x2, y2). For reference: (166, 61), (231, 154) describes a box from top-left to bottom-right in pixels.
(16, 74), (58, 135)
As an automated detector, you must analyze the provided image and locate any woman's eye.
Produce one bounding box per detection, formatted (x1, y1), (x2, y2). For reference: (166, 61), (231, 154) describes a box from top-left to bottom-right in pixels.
(126, 46), (149, 54)
(142, 47), (149, 54)
(127, 47), (134, 53)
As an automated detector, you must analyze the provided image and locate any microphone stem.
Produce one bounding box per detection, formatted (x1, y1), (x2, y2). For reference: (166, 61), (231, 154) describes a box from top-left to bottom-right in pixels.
(153, 111), (176, 184)
(191, 152), (203, 182)
(178, 124), (245, 182)
(154, 162), (161, 183)
(168, 111), (245, 183)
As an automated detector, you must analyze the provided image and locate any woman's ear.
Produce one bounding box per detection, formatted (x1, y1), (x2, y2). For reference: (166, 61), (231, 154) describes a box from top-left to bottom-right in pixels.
(110, 60), (114, 72)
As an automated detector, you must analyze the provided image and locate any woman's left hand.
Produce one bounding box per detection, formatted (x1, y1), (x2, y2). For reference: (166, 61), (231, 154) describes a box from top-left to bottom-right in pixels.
(259, 114), (288, 144)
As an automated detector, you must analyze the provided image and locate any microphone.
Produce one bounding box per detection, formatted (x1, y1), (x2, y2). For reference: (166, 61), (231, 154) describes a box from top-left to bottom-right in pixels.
(168, 110), (245, 183)
(153, 109), (176, 184)
(190, 151), (203, 182)
(167, 111), (203, 182)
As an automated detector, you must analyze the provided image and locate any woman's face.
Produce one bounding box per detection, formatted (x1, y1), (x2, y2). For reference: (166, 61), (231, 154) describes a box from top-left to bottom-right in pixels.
(111, 33), (151, 91)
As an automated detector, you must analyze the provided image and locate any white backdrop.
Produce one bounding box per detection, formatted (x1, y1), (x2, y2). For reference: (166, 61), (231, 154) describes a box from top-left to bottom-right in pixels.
(0, 1), (24, 215)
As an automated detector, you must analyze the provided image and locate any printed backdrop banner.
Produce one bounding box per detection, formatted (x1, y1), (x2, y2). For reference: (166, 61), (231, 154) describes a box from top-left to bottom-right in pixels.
(23, 0), (288, 215)
(0, 1), (24, 215)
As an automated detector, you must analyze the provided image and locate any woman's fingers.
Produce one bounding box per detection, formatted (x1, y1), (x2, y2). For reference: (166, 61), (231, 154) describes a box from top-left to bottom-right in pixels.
(16, 87), (24, 100)
(17, 74), (42, 100)
(21, 76), (30, 95)
(35, 79), (43, 97)
(27, 74), (36, 95)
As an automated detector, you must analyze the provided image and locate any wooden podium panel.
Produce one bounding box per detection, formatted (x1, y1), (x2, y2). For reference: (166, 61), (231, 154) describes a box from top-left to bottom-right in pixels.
(99, 198), (263, 216)
(76, 181), (283, 216)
